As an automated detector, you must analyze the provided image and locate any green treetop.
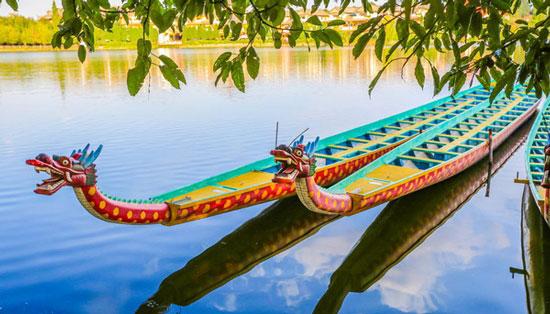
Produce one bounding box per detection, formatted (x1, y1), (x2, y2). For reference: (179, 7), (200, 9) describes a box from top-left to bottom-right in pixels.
(0, 0), (548, 99)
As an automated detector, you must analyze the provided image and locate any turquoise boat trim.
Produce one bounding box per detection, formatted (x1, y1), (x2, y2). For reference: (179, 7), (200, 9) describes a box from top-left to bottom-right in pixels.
(526, 96), (550, 203)
(151, 85), (489, 202)
(331, 85), (532, 193)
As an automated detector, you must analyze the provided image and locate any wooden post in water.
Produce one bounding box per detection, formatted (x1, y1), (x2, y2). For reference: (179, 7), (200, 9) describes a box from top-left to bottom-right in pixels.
(485, 129), (493, 197)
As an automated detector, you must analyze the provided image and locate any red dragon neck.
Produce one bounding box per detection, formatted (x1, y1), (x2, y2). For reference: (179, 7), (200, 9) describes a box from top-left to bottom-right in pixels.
(73, 185), (169, 224)
(295, 176), (353, 214)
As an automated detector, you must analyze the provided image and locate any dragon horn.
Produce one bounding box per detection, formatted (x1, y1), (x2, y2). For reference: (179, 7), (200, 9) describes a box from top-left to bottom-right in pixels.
(79, 144), (91, 162)
(313, 136), (320, 151)
(92, 145), (103, 162)
(84, 149), (95, 166)
(84, 145), (103, 166)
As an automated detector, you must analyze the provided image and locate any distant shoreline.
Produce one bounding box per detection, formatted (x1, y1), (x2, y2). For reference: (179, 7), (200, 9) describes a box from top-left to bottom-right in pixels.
(0, 41), (324, 53)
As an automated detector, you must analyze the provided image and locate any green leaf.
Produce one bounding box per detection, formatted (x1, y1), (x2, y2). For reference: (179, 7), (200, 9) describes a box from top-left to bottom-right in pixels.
(137, 39), (152, 57)
(160, 65), (181, 89)
(431, 66), (440, 95)
(127, 65), (146, 96)
(353, 32), (372, 58)
(273, 31), (282, 49)
(403, 0), (412, 20)
(312, 30), (332, 48)
(410, 21), (426, 38)
(396, 18), (409, 48)
(51, 32), (62, 48)
(213, 52), (232, 71)
(6, 0), (17, 10)
(159, 55), (178, 69)
(423, 6), (435, 29)
(230, 21), (243, 41)
(246, 47), (260, 79)
(349, 23), (370, 43)
(362, 0), (373, 13)
(328, 19), (346, 27)
(375, 29), (385, 61)
(78, 45), (86, 63)
(324, 29), (343, 47)
(452, 72), (466, 94)
(487, 12), (500, 48)
(61, 0), (75, 20)
(231, 61), (245, 92)
(470, 12), (482, 37)
(414, 58), (425, 88)
(306, 16), (322, 26)
(368, 66), (387, 95)
(151, 7), (177, 33)
(63, 36), (73, 49)
(489, 77), (506, 103)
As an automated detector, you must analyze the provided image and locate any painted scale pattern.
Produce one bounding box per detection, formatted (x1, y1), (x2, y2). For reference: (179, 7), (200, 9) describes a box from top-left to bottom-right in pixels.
(166, 143), (396, 225)
(75, 186), (169, 224)
(297, 95), (537, 215)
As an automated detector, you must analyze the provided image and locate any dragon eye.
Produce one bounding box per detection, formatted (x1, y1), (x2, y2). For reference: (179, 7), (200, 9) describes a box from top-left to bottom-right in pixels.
(294, 149), (303, 157)
(59, 157), (72, 167)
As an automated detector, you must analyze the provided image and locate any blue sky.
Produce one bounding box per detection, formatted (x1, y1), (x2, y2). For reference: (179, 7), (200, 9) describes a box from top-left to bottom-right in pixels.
(0, 0), (58, 18)
(0, 0), (121, 18)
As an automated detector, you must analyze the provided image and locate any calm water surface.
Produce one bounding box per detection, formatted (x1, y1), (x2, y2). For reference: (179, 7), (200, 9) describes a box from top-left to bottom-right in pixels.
(0, 47), (543, 313)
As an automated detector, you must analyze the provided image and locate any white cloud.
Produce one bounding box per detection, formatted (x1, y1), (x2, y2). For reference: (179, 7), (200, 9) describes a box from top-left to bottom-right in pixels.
(276, 279), (310, 307)
(292, 234), (359, 278)
(213, 293), (237, 312)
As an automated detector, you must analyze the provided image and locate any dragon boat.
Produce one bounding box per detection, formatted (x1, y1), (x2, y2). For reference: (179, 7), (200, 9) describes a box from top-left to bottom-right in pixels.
(271, 86), (540, 215)
(26, 85), (493, 225)
(313, 121), (531, 313)
(524, 97), (550, 227)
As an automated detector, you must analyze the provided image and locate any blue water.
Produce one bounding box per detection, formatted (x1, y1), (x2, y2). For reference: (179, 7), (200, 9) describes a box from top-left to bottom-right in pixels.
(0, 47), (537, 313)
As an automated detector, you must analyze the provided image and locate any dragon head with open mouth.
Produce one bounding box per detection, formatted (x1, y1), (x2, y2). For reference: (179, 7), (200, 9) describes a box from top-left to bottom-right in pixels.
(270, 135), (319, 184)
(26, 144), (102, 195)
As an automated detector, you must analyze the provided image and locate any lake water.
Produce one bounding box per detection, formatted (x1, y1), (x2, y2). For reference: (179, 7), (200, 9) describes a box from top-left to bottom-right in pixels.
(0, 47), (544, 313)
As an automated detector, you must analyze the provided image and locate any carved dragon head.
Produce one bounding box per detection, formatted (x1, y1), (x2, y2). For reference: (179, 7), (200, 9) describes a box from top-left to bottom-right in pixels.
(26, 144), (102, 195)
(270, 135), (319, 184)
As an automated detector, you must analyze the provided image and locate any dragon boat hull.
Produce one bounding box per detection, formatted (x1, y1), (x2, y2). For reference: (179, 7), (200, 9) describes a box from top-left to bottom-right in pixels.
(277, 85), (540, 215)
(525, 97), (550, 227)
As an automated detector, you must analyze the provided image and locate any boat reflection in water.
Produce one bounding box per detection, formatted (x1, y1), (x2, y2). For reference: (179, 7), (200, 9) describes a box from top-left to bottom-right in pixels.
(137, 197), (340, 313)
(313, 118), (533, 314)
(521, 186), (550, 314)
